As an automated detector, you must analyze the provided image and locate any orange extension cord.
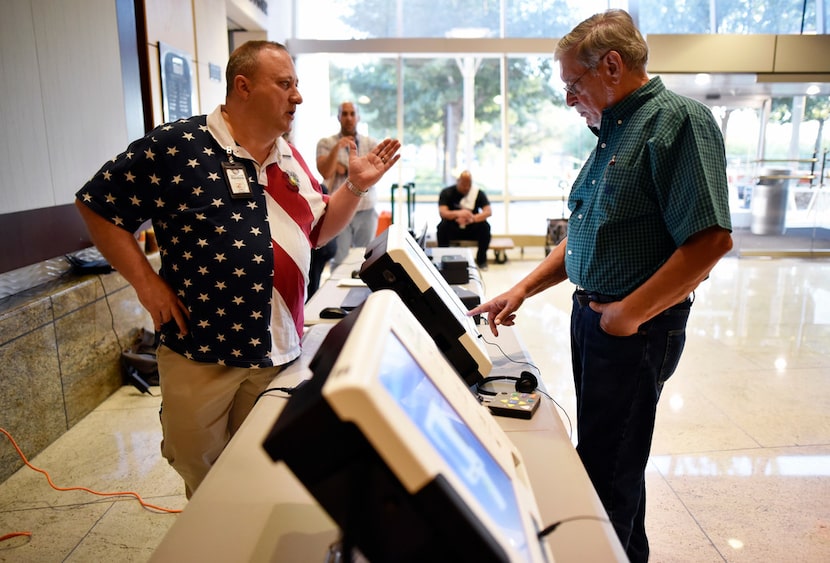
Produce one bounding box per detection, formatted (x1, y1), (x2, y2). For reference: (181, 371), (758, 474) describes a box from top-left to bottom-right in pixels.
(0, 427), (181, 543)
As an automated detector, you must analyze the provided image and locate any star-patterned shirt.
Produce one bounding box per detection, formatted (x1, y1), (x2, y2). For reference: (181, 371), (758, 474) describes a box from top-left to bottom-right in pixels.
(76, 106), (329, 368)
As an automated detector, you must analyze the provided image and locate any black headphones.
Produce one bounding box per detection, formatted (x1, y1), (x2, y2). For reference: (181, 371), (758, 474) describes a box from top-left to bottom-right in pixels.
(476, 371), (538, 396)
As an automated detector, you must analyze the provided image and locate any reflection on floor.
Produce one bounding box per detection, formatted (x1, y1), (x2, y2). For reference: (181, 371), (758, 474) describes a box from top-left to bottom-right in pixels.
(1, 249), (829, 562)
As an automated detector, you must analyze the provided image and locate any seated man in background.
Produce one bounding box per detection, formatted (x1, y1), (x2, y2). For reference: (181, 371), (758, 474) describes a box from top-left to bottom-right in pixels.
(437, 170), (492, 268)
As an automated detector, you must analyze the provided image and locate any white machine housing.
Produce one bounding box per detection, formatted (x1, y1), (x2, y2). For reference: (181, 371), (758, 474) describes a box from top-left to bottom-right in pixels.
(359, 222), (492, 385)
(263, 290), (553, 563)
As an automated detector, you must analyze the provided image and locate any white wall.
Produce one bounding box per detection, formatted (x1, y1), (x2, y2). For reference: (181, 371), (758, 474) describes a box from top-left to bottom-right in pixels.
(268, 0), (292, 43)
(194, 0), (232, 114)
(0, 0), (245, 216)
(0, 0), (128, 214)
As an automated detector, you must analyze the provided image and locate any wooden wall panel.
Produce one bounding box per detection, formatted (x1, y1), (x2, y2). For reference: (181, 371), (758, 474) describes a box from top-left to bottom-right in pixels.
(647, 34), (777, 73)
(774, 35), (830, 73)
(0, 205), (93, 273)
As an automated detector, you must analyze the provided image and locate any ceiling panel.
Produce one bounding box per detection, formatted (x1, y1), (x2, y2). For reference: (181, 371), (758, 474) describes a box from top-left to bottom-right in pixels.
(655, 72), (830, 109)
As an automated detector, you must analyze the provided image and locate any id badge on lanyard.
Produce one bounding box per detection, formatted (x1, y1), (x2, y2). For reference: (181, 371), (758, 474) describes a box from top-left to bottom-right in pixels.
(222, 146), (252, 199)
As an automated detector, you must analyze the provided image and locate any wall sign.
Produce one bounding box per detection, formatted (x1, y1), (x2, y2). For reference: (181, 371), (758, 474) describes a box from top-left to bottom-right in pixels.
(159, 42), (197, 122)
(209, 62), (222, 82)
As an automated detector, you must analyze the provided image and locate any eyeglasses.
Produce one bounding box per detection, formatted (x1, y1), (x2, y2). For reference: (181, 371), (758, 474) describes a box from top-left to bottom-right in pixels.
(563, 67), (592, 96)
(562, 51), (612, 96)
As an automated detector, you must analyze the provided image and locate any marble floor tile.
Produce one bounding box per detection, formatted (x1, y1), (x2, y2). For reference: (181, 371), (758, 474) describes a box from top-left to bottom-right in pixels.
(0, 387), (185, 562)
(65, 497), (186, 563)
(693, 366), (830, 447)
(651, 382), (762, 455)
(650, 445), (830, 562)
(645, 466), (724, 563)
(1, 252), (828, 562)
(480, 253), (830, 562)
(0, 502), (111, 562)
(0, 389), (182, 512)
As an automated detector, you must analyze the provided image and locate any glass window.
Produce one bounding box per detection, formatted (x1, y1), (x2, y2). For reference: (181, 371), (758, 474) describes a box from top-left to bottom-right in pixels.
(401, 57), (463, 193)
(296, 0), (824, 38)
(504, 56), (593, 199)
(291, 54), (397, 176)
(296, 0), (626, 39)
(292, 0), (830, 256)
(298, 0), (501, 39)
(503, 0), (614, 38)
(638, 1), (712, 33)
(717, 0), (818, 34)
(327, 55), (399, 142)
(638, 0), (820, 34)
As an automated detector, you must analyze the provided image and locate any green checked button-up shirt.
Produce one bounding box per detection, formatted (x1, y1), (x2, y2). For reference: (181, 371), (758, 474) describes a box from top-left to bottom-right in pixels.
(565, 77), (732, 298)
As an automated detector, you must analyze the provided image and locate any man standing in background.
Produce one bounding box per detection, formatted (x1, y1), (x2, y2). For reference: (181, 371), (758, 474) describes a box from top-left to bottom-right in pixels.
(316, 101), (380, 268)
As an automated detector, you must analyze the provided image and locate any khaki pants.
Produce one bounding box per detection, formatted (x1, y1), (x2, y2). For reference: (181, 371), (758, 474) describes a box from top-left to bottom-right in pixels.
(157, 345), (287, 497)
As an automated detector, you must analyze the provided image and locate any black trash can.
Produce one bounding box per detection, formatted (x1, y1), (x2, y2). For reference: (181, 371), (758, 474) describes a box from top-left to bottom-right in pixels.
(750, 169), (790, 235)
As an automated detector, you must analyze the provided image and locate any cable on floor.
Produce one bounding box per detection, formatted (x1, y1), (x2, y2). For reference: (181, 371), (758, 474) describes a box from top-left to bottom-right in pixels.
(0, 427), (181, 543)
(0, 531), (32, 543)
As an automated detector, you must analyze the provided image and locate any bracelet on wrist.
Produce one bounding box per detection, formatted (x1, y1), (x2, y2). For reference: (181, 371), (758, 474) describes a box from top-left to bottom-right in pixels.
(344, 179), (369, 197)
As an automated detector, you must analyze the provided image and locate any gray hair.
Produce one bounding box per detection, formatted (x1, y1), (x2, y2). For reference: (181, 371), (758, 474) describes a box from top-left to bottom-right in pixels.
(554, 9), (648, 72)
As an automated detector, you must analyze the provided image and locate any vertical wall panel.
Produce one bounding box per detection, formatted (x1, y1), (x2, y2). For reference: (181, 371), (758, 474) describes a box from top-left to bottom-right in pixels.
(144, 0), (197, 126)
(31, 0), (128, 206)
(0, 1), (54, 212)
(194, 0), (230, 114)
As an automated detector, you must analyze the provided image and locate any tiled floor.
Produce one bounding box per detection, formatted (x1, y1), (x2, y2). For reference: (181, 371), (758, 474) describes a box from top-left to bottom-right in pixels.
(0, 389), (185, 562)
(1, 249), (829, 562)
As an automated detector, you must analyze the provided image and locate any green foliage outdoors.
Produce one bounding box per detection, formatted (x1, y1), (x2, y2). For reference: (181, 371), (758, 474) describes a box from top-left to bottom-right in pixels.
(321, 0), (828, 195)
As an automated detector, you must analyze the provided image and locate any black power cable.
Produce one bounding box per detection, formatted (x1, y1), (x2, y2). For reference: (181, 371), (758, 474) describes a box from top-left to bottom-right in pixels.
(479, 334), (574, 440)
(537, 515), (612, 539)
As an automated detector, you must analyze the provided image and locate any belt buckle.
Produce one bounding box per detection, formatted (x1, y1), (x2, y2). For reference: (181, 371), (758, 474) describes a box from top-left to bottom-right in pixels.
(574, 287), (617, 307)
(574, 288), (591, 307)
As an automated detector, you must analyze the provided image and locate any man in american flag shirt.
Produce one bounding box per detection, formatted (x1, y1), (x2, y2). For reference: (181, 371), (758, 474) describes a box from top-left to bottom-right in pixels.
(75, 41), (400, 497)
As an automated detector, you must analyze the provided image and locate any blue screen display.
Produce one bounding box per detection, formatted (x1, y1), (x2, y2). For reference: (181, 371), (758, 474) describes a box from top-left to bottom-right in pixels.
(378, 332), (532, 560)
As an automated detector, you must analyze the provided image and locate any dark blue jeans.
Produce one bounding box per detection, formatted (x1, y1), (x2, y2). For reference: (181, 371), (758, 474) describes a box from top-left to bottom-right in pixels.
(570, 292), (691, 563)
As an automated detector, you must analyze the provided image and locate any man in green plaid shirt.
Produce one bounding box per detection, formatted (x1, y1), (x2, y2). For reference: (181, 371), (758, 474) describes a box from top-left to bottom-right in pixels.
(470, 9), (733, 562)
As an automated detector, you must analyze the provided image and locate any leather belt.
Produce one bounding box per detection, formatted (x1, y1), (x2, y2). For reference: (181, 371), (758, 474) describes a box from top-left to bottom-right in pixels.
(574, 288), (619, 307)
(574, 288), (693, 308)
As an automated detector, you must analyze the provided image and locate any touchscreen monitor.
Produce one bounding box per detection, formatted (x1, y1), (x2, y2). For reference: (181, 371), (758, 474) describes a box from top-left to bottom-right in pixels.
(358, 223), (491, 386)
(263, 290), (551, 563)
